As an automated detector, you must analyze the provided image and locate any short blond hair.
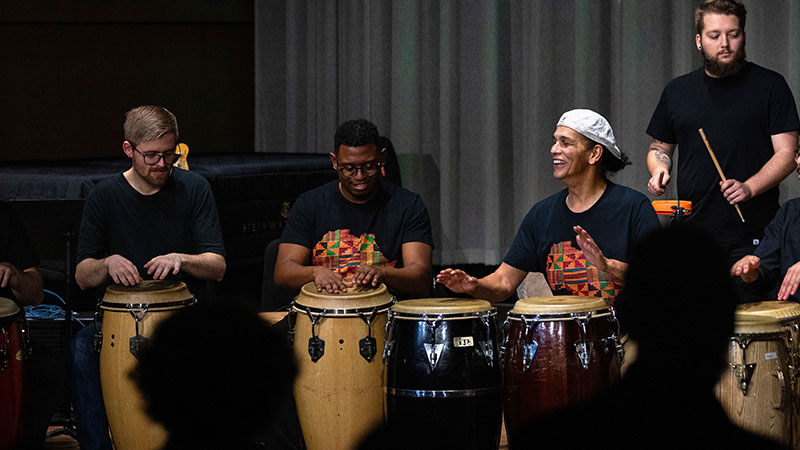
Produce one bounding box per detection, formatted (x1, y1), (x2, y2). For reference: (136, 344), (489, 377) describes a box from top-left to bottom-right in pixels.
(695, 0), (747, 34)
(123, 105), (179, 145)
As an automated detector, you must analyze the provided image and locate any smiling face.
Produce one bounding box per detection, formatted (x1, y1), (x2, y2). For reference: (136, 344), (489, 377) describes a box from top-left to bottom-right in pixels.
(696, 13), (746, 78)
(550, 126), (601, 182)
(330, 144), (386, 203)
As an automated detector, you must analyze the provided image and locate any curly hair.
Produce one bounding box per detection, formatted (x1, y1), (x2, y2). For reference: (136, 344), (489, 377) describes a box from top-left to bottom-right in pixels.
(334, 119), (380, 153)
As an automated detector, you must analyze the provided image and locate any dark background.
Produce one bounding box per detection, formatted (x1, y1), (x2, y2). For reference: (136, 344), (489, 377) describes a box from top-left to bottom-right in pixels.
(0, 0), (254, 161)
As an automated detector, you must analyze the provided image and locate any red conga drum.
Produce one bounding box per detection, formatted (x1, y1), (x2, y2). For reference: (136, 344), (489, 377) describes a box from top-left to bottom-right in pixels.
(502, 296), (622, 449)
(0, 296), (27, 450)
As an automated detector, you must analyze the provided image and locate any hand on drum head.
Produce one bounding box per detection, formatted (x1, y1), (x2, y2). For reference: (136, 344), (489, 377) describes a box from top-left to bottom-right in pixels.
(730, 255), (760, 284)
(312, 266), (349, 294)
(0, 262), (20, 288)
(778, 261), (800, 301)
(145, 253), (182, 280)
(350, 264), (385, 288)
(104, 254), (141, 286)
(720, 179), (753, 205)
(647, 167), (670, 196)
(435, 268), (478, 294)
(573, 226), (608, 272)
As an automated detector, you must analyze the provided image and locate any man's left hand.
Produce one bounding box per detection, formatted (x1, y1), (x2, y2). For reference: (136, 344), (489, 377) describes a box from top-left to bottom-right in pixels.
(0, 262), (20, 289)
(720, 179), (753, 205)
(574, 225), (608, 272)
(144, 254), (182, 280)
(350, 264), (386, 288)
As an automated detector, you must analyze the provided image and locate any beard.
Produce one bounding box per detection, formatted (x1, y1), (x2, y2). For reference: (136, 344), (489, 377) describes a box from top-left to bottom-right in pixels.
(702, 46), (747, 78)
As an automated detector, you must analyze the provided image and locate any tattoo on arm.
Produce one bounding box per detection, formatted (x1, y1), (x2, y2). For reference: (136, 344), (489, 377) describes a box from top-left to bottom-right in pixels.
(649, 142), (673, 171)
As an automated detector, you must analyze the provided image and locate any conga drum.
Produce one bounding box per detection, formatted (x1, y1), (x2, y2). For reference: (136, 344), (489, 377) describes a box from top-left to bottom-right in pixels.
(0, 297), (27, 450)
(716, 301), (800, 447)
(503, 296), (622, 449)
(99, 280), (196, 450)
(291, 282), (393, 450)
(384, 298), (502, 450)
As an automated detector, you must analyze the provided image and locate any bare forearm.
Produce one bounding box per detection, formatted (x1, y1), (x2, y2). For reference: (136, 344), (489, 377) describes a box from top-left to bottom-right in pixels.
(274, 260), (317, 290)
(647, 148), (673, 174)
(744, 151), (796, 197)
(12, 269), (43, 306)
(467, 273), (517, 303)
(179, 253), (226, 281)
(75, 258), (111, 290)
(601, 259), (628, 285)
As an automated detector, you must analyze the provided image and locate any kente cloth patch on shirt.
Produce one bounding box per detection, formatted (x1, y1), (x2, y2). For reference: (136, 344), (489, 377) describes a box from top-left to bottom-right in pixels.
(312, 229), (393, 277)
(546, 241), (621, 303)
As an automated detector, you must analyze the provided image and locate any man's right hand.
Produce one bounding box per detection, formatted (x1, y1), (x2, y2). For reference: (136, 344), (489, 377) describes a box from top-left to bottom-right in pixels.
(312, 266), (348, 294)
(104, 254), (141, 286)
(647, 167), (670, 196)
(730, 255), (760, 284)
(436, 268), (478, 294)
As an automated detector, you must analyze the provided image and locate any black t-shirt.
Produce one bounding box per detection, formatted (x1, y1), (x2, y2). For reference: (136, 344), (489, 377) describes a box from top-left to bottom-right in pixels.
(280, 180), (433, 268)
(647, 63), (800, 243)
(749, 198), (800, 301)
(0, 202), (40, 302)
(77, 170), (225, 291)
(504, 182), (659, 301)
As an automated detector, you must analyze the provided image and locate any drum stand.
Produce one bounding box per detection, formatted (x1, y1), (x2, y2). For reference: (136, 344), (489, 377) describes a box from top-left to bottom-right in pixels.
(669, 201), (690, 227)
(45, 230), (79, 440)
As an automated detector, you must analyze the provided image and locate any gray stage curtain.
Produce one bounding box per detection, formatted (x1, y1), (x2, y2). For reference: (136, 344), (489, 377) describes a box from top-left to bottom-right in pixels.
(256, 0), (800, 265)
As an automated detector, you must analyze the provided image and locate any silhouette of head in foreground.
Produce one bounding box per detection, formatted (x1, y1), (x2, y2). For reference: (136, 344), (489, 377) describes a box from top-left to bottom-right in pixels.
(132, 302), (296, 450)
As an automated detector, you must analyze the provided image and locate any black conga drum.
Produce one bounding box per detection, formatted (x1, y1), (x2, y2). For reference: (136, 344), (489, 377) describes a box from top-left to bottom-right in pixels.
(385, 298), (501, 450)
(503, 296), (622, 449)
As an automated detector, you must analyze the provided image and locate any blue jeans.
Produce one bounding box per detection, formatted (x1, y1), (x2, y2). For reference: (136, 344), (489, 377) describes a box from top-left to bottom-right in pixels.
(67, 323), (112, 450)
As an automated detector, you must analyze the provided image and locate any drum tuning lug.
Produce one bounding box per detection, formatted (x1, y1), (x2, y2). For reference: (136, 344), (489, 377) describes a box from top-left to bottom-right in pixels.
(0, 347), (8, 373)
(93, 330), (103, 354)
(308, 336), (325, 362)
(574, 340), (592, 370)
(423, 343), (444, 371)
(129, 335), (151, 360)
(522, 340), (538, 372)
(479, 340), (495, 367)
(570, 312), (591, 336)
(774, 369), (788, 410)
(732, 363), (756, 395)
(360, 336), (377, 362)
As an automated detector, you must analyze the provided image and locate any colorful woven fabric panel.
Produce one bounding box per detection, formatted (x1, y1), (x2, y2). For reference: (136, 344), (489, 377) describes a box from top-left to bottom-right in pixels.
(312, 229), (391, 278)
(546, 241), (621, 303)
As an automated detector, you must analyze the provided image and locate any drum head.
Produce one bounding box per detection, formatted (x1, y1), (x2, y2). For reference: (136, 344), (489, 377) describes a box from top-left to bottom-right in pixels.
(391, 298), (493, 317)
(510, 296), (609, 317)
(294, 282), (392, 311)
(101, 280), (194, 310)
(0, 296), (20, 318)
(733, 301), (800, 333)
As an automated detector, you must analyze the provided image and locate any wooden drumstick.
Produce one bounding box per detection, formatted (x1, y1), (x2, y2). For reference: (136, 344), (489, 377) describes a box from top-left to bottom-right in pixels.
(698, 128), (745, 223)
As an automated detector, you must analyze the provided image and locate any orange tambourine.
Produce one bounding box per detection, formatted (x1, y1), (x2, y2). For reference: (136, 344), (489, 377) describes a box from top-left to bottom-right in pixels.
(651, 200), (692, 217)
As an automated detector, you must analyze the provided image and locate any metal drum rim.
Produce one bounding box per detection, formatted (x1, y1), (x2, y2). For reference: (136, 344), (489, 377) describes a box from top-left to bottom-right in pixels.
(291, 301), (394, 317)
(385, 386), (500, 398)
(391, 309), (497, 320)
(507, 308), (610, 321)
(100, 297), (197, 312)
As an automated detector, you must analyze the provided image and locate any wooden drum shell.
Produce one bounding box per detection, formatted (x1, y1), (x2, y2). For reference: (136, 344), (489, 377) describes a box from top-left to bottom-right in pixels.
(0, 297), (26, 450)
(503, 296), (621, 449)
(292, 283), (393, 450)
(99, 281), (195, 450)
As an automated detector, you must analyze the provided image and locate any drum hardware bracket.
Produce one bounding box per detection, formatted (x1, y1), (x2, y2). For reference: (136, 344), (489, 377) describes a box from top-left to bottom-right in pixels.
(93, 301), (103, 354)
(479, 313), (495, 367)
(732, 363), (756, 395)
(127, 304), (151, 361)
(773, 369), (788, 410)
(19, 317), (32, 359)
(287, 307), (297, 348)
(499, 318), (511, 360)
(305, 307), (326, 363)
(520, 314), (541, 372)
(0, 329), (8, 372)
(422, 313), (444, 370)
(383, 312), (395, 361)
(571, 312), (593, 370)
(358, 307), (379, 362)
(607, 306), (625, 365)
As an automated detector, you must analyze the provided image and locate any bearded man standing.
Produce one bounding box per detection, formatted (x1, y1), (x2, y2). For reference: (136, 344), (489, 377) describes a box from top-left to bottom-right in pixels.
(645, 0), (799, 271)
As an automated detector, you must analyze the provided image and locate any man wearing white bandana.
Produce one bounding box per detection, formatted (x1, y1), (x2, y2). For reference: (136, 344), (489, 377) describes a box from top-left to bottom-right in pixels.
(438, 109), (659, 304)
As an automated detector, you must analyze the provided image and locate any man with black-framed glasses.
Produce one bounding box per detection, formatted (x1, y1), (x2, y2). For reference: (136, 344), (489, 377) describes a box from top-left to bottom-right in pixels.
(70, 105), (226, 450)
(275, 119), (433, 297)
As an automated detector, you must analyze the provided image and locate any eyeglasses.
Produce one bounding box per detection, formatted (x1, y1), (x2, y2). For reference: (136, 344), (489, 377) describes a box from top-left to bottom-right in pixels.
(335, 160), (383, 177)
(132, 145), (180, 166)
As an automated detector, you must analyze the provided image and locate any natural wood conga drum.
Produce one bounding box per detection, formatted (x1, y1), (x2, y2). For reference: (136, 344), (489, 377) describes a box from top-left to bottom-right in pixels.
(502, 296), (623, 449)
(716, 301), (800, 447)
(0, 297), (27, 450)
(384, 298), (502, 450)
(291, 282), (393, 450)
(99, 280), (196, 450)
